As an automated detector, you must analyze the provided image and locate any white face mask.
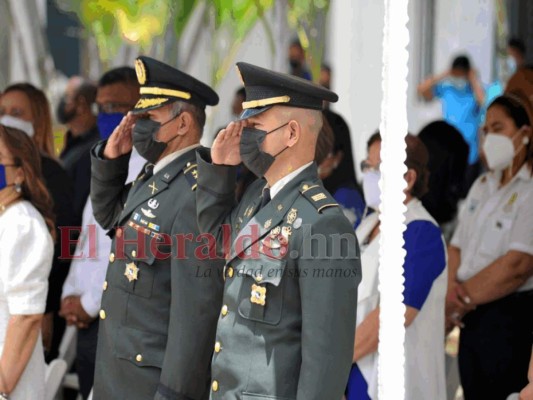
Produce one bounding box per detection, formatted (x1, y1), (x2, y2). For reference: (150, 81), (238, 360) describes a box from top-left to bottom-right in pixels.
(362, 170), (381, 211)
(483, 130), (529, 171)
(0, 115), (35, 137)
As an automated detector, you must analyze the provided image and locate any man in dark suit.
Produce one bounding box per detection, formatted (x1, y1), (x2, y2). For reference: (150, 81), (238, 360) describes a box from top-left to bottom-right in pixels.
(195, 62), (361, 399)
(90, 56), (224, 399)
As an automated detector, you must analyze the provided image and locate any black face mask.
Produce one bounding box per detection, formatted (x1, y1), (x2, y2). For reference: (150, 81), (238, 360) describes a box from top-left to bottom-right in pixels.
(240, 122), (290, 178)
(289, 59), (301, 69)
(132, 116), (179, 164)
(56, 96), (76, 124)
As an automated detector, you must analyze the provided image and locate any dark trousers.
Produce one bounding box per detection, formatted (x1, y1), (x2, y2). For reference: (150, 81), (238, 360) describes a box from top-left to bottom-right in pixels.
(76, 319), (99, 400)
(459, 290), (533, 400)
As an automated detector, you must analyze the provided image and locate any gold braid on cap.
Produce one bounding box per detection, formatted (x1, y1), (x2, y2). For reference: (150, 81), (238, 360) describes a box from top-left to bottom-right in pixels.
(134, 98), (168, 109)
(242, 95), (291, 109)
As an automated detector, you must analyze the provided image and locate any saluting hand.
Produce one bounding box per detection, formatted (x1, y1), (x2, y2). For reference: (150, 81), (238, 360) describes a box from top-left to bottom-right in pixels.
(103, 112), (139, 160)
(211, 120), (245, 165)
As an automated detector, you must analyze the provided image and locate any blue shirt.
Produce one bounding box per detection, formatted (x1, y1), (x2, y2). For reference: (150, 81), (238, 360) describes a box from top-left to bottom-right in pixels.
(434, 81), (482, 164)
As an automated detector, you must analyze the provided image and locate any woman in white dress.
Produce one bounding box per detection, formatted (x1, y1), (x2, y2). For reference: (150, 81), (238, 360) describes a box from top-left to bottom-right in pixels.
(346, 133), (448, 400)
(0, 124), (54, 399)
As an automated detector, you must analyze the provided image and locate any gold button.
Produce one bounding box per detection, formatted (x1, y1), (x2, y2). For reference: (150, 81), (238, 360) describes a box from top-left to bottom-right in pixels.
(212, 380), (219, 392)
(227, 266), (234, 278)
(135, 354), (143, 362)
(99, 310), (106, 320)
(221, 305), (228, 317)
(131, 250), (137, 258)
(214, 341), (221, 353)
(116, 228), (122, 238)
(303, 184), (309, 190)
(109, 253), (115, 263)
(103, 281), (108, 290)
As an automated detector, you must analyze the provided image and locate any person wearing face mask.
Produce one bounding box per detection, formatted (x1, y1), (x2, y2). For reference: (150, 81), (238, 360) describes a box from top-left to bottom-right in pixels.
(0, 125), (55, 399)
(0, 83), (76, 363)
(89, 56), (224, 400)
(59, 66), (144, 400)
(345, 132), (447, 400)
(57, 77), (99, 225)
(288, 39), (313, 81)
(445, 91), (533, 400)
(418, 55), (486, 193)
(195, 62), (361, 399)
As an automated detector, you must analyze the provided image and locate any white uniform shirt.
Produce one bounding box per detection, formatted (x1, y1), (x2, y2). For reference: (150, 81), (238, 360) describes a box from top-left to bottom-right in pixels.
(451, 164), (533, 291)
(61, 149), (146, 316)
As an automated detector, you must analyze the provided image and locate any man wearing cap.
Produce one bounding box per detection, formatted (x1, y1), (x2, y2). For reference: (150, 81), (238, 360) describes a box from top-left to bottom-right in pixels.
(90, 56), (224, 399)
(195, 62), (361, 399)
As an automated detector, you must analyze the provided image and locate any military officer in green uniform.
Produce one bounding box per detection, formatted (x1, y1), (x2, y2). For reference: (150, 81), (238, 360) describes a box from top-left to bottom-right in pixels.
(90, 56), (224, 399)
(195, 62), (362, 399)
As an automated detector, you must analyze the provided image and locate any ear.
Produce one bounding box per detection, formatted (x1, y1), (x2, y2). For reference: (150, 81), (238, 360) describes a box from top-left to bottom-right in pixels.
(176, 111), (194, 136)
(14, 166), (25, 185)
(404, 169), (417, 193)
(287, 120), (300, 147)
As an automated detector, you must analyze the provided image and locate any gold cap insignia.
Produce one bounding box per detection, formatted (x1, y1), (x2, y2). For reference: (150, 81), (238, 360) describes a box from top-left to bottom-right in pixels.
(135, 59), (147, 85)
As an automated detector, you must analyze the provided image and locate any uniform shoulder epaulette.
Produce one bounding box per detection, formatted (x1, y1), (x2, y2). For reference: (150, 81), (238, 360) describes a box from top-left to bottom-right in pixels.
(183, 162), (198, 191)
(299, 183), (338, 213)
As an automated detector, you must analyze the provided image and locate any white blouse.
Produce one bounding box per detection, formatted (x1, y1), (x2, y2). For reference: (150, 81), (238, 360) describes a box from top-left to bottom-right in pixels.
(451, 164), (533, 292)
(0, 200), (53, 399)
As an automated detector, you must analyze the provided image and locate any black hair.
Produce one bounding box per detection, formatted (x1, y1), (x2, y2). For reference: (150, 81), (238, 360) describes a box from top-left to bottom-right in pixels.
(98, 67), (138, 87)
(75, 81), (97, 105)
(451, 55), (471, 72)
(488, 93), (533, 171)
(290, 39), (303, 50)
(367, 131), (382, 149)
(508, 37), (526, 55)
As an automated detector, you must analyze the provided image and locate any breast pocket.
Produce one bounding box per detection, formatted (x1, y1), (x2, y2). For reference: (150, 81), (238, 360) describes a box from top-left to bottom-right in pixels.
(237, 253), (287, 326)
(479, 217), (513, 259)
(114, 325), (166, 368)
(114, 223), (159, 298)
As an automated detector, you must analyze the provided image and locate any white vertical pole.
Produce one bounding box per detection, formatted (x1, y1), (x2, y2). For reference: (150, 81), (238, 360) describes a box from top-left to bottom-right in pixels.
(377, 0), (409, 399)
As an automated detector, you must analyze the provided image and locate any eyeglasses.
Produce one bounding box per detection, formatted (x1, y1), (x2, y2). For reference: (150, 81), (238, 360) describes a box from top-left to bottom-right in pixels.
(360, 160), (380, 172)
(92, 102), (136, 115)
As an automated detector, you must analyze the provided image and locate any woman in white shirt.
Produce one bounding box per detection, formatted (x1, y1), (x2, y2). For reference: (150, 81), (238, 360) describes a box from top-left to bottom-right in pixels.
(0, 125), (54, 399)
(446, 91), (533, 400)
(346, 133), (447, 400)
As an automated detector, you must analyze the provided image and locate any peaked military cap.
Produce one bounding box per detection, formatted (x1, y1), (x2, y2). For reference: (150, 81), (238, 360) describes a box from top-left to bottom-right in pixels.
(236, 62), (338, 119)
(133, 56), (219, 113)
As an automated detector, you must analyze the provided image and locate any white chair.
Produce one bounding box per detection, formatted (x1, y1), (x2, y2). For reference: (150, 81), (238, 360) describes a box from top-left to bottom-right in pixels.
(58, 325), (77, 369)
(57, 325), (81, 397)
(45, 359), (67, 400)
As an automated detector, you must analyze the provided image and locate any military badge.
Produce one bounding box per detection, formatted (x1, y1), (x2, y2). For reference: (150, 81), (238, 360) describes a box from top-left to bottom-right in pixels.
(250, 284), (266, 306)
(148, 198), (159, 209)
(149, 181), (158, 195)
(287, 208), (298, 224)
(141, 208), (156, 218)
(124, 262), (139, 282)
(270, 226), (281, 238)
(264, 219), (272, 229)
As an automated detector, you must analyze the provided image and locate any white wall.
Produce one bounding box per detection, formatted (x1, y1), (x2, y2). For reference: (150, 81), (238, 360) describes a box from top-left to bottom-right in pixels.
(329, 0), (496, 181)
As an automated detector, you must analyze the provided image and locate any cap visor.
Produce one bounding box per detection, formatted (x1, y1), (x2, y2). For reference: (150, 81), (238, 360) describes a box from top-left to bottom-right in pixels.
(238, 105), (272, 120)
